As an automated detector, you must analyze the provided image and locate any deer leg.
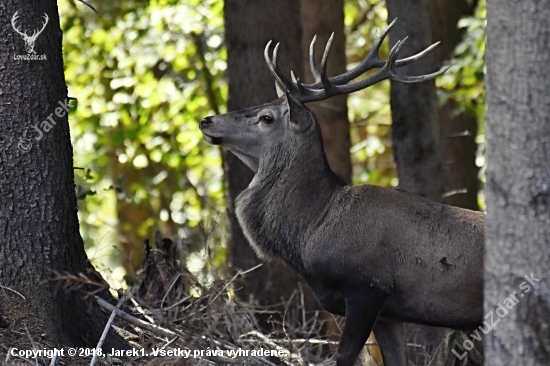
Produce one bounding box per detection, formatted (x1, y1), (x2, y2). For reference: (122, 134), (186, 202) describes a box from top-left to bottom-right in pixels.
(373, 320), (408, 366)
(336, 290), (386, 366)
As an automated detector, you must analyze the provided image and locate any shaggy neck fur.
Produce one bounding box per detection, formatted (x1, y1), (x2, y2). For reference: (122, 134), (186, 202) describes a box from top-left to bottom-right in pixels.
(235, 123), (346, 276)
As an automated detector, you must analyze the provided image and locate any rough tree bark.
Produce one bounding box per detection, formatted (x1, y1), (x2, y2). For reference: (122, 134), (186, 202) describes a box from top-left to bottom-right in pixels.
(300, 0), (351, 182)
(387, 0), (444, 202)
(224, 0), (318, 309)
(386, 0), (448, 363)
(0, 1), (123, 348)
(485, 0), (550, 364)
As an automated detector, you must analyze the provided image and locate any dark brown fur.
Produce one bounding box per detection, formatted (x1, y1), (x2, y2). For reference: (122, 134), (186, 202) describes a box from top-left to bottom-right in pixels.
(200, 94), (483, 366)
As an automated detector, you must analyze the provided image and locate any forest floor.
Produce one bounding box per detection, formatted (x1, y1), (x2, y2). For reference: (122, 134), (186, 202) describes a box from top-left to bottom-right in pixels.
(0, 290), (118, 366)
(0, 235), (376, 366)
(0, 275), (345, 366)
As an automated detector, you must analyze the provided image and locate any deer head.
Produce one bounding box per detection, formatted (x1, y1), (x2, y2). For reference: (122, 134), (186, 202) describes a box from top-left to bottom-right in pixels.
(11, 11), (49, 54)
(200, 92), (318, 173)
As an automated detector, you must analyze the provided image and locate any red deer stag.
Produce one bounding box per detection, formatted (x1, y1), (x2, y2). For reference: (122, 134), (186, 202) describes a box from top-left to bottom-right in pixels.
(200, 20), (483, 366)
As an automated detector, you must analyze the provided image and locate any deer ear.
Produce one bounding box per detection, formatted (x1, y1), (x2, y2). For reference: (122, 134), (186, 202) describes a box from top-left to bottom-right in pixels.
(284, 90), (312, 133)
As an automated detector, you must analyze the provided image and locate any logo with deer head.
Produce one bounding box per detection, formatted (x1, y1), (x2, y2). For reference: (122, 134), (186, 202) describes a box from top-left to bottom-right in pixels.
(11, 11), (49, 54)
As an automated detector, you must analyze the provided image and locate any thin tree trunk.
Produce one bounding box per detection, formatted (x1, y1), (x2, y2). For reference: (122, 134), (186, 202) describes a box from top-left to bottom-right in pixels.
(0, 1), (124, 348)
(300, 0), (351, 182)
(386, 0), (447, 363)
(387, 0), (444, 202)
(439, 103), (479, 209)
(485, 0), (550, 364)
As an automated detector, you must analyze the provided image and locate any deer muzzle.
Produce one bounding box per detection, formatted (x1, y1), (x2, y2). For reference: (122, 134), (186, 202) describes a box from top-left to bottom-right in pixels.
(199, 117), (224, 145)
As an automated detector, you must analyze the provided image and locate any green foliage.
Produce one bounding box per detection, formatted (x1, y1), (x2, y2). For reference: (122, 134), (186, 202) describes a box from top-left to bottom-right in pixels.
(61, 0), (226, 280)
(61, 0), (487, 281)
(436, 0), (486, 127)
(345, 0), (398, 187)
(436, 0), (487, 209)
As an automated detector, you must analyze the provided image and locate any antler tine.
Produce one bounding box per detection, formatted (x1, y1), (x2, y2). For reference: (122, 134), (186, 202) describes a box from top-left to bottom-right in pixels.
(290, 70), (299, 84)
(393, 41), (441, 68)
(309, 32), (336, 90)
(315, 39), (405, 99)
(264, 41), (277, 77)
(264, 41), (294, 94)
(306, 18), (440, 88)
(309, 35), (322, 83)
(387, 37), (406, 68)
(309, 18), (398, 88)
(405, 65), (449, 82)
(387, 38), (449, 83)
(290, 70), (311, 96)
(323, 37), (445, 97)
(319, 32), (334, 89)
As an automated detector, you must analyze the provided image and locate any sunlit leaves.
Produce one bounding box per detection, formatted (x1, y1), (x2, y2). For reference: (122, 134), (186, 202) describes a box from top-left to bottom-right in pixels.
(344, 0), (397, 187)
(61, 0), (226, 277)
(435, 0), (486, 209)
(61, 0), (487, 280)
(436, 1), (486, 126)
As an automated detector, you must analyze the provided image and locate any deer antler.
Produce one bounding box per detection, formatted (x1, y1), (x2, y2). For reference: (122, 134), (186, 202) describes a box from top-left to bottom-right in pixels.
(264, 18), (448, 104)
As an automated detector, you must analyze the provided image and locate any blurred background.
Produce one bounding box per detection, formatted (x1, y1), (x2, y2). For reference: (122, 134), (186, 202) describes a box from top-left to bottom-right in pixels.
(59, 0), (486, 291)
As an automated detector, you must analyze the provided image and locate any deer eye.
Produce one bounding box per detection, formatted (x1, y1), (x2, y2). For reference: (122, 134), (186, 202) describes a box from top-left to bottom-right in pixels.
(261, 115), (274, 124)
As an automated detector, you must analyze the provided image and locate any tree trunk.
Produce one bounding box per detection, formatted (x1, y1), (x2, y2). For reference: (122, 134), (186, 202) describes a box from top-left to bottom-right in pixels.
(224, 0), (318, 309)
(300, 0), (351, 182)
(386, 0), (448, 363)
(387, 0), (444, 202)
(439, 102), (479, 209)
(0, 1), (124, 349)
(485, 0), (550, 364)
(430, 0), (479, 210)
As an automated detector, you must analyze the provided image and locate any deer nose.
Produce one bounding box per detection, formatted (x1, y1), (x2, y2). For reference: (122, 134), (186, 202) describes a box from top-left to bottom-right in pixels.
(199, 117), (212, 129)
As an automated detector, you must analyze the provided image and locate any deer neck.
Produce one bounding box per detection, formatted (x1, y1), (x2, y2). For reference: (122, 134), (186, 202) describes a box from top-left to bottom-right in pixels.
(235, 133), (345, 275)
